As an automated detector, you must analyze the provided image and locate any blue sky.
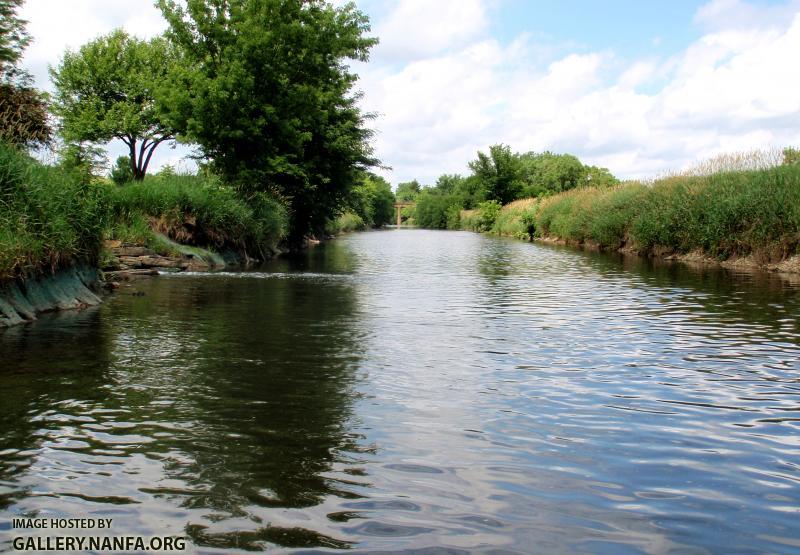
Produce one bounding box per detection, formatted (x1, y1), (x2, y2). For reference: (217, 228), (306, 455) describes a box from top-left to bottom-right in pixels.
(19, 0), (800, 184)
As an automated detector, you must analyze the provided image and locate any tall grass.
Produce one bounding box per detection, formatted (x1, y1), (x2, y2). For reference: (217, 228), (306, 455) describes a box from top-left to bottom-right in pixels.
(534, 164), (800, 260)
(0, 143), (289, 281)
(459, 158), (800, 263)
(0, 143), (108, 279)
(108, 175), (288, 256)
(324, 212), (366, 235)
(491, 198), (537, 239)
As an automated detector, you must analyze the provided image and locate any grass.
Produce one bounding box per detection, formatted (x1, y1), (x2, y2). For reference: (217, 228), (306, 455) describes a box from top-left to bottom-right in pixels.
(325, 212), (366, 235)
(459, 158), (800, 264)
(0, 143), (108, 280)
(0, 142), (289, 281)
(492, 198), (538, 240)
(108, 174), (288, 257)
(536, 164), (800, 260)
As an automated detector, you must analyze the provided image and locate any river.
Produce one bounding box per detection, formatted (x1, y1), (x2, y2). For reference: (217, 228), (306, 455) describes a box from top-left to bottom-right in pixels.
(1, 229), (799, 553)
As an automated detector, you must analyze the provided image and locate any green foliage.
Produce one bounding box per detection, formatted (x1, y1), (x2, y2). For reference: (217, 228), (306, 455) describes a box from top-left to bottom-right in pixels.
(349, 172), (394, 228)
(325, 212), (365, 235)
(520, 151), (585, 197)
(784, 147), (800, 166)
(489, 200), (538, 240)
(469, 144), (523, 205)
(583, 165), (619, 188)
(110, 156), (134, 185)
(0, 0), (29, 81)
(532, 165), (800, 260)
(519, 207), (537, 240)
(459, 209), (481, 231)
(477, 200), (502, 231)
(414, 190), (461, 229)
(395, 179), (421, 201)
(0, 142), (109, 279)
(158, 0), (378, 246)
(109, 175), (288, 256)
(0, 2), (50, 147)
(57, 142), (107, 184)
(446, 205), (461, 230)
(50, 29), (177, 180)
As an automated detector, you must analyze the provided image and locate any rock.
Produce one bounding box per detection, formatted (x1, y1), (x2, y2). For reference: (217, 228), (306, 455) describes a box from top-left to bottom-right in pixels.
(0, 266), (102, 328)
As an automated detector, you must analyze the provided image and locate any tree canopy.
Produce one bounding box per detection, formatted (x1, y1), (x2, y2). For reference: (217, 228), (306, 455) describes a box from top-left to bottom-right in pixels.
(50, 29), (178, 180)
(395, 180), (421, 201)
(469, 144), (523, 205)
(157, 0), (379, 246)
(0, 0), (50, 147)
(0, 0), (29, 81)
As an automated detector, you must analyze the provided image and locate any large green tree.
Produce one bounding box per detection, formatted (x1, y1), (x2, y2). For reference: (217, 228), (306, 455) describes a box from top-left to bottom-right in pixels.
(157, 0), (378, 246)
(469, 144), (523, 205)
(50, 30), (177, 180)
(395, 179), (421, 201)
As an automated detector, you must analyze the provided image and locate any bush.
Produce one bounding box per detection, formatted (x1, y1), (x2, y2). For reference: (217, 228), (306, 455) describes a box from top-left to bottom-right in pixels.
(491, 198), (537, 239)
(325, 212), (365, 235)
(477, 200), (502, 231)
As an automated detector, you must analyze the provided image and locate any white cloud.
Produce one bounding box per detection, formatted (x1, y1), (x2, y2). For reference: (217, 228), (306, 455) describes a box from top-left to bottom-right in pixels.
(372, 0), (488, 63)
(15, 0), (800, 183)
(356, 0), (800, 183)
(20, 0), (166, 92)
(19, 0), (178, 172)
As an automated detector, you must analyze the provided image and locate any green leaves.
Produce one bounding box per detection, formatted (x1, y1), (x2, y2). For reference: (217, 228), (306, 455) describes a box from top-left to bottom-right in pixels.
(50, 30), (177, 179)
(158, 0), (379, 245)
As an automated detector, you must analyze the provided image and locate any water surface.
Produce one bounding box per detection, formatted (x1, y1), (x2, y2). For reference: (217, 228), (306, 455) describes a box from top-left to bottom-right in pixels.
(1, 230), (800, 553)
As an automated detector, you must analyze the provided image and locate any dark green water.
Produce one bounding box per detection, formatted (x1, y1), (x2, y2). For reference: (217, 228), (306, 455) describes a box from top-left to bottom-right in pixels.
(1, 230), (800, 553)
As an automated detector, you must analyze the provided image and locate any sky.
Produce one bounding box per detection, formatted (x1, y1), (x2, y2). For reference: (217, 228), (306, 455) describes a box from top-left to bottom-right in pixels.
(19, 0), (800, 185)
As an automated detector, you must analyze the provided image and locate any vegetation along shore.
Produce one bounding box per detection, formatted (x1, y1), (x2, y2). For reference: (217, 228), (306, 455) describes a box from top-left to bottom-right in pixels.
(0, 0), (391, 326)
(402, 145), (800, 275)
(2, 0), (799, 327)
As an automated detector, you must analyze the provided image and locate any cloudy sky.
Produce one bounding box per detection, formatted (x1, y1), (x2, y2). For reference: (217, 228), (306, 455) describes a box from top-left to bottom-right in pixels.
(19, 0), (800, 184)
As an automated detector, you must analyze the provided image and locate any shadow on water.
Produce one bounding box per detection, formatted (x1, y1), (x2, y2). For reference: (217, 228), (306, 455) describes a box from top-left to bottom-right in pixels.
(0, 262), (368, 550)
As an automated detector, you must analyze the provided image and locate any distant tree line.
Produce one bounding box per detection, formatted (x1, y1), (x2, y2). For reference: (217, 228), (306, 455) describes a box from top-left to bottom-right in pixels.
(406, 144), (619, 229)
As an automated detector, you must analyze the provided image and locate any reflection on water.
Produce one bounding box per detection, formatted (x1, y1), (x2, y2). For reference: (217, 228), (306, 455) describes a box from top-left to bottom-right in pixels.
(1, 229), (800, 553)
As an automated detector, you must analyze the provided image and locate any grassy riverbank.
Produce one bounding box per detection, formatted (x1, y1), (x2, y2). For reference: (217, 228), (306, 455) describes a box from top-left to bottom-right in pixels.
(461, 163), (800, 269)
(0, 143), (108, 280)
(0, 144), (289, 281)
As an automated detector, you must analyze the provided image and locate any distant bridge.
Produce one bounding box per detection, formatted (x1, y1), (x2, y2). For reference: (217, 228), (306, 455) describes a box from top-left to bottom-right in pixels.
(393, 201), (415, 226)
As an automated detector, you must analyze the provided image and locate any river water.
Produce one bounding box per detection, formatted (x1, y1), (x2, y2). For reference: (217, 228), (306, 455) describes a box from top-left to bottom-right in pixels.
(1, 229), (799, 553)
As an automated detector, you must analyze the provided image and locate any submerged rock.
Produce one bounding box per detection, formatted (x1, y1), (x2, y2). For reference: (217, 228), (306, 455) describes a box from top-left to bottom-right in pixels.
(0, 266), (101, 328)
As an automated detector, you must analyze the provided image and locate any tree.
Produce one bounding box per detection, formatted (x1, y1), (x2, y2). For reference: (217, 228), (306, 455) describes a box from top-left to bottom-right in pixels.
(366, 174), (395, 227)
(348, 172), (394, 227)
(157, 0), (379, 246)
(395, 179), (421, 201)
(110, 156), (134, 185)
(0, 0), (29, 81)
(519, 151), (584, 197)
(0, 83), (50, 146)
(57, 141), (107, 184)
(50, 30), (177, 180)
(434, 174), (463, 195)
(469, 144), (523, 205)
(0, 0), (50, 147)
(583, 165), (618, 188)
